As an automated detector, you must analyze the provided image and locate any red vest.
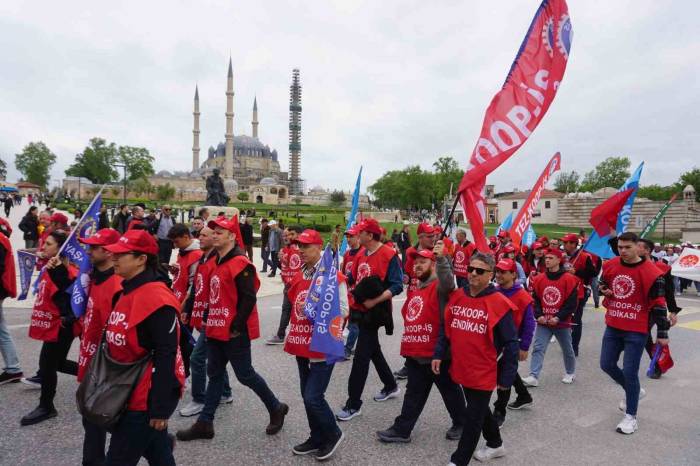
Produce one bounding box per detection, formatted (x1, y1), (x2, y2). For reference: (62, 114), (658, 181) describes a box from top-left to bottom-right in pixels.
(444, 288), (513, 390)
(191, 253), (217, 331)
(29, 265), (78, 342)
(602, 257), (665, 334)
(342, 247), (364, 310)
(499, 286), (533, 329)
(351, 243), (396, 311)
(531, 272), (578, 327)
(206, 255), (261, 341)
(127, 218), (144, 231)
(567, 249), (592, 299)
(172, 249), (203, 303)
(280, 244), (303, 286)
(453, 241), (475, 278)
(77, 273), (123, 382)
(400, 280), (441, 358)
(106, 282), (185, 411)
(0, 234), (16, 297)
(655, 259), (671, 275)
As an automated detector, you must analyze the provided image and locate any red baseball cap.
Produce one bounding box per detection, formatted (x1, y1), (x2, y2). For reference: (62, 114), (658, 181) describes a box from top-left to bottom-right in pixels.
(104, 229), (158, 255)
(0, 217), (12, 235)
(489, 236), (497, 243)
(544, 247), (564, 259)
(561, 233), (579, 243)
(532, 241), (544, 250)
(417, 223), (434, 235)
(208, 215), (243, 239)
(358, 218), (382, 235)
(296, 229), (323, 245)
(50, 212), (69, 225)
(497, 230), (510, 238)
(502, 245), (516, 254)
(79, 228), (121, 246)
(537, 235), (549, 243)
(433, 225), (443, 234)
(344, 226), (359, 236)
(409, 249), (436, 262)
(495, 258), (517, 272)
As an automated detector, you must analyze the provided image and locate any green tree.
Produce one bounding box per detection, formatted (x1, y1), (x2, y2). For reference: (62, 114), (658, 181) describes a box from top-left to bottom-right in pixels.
(65, 138), (119, 184)
(579, 156), (631, 192)
(15, 141), (57, 188)
(155, 183), (175, 201)
(329, 190), (346, 205)
(129, 177), (152, 197)
(431, 156), (463, 202)
(237, 192), (249, 202)
(369, 165), (436, 210)
(678, 168), (700, 201)
(553, 170), (580, 193)
(637, 184), (677, 201)
(0, 157), (6, 181)
(118, 146), (155, 181)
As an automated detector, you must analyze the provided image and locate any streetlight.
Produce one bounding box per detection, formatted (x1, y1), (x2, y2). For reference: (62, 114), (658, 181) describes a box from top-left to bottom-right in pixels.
(113, 163), (127, 205)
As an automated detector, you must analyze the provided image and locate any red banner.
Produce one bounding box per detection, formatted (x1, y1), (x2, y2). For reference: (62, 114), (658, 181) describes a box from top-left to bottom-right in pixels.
(510, 152), (561, 247)
(458, 0), (572, 251)
(589, 188), (635, 237)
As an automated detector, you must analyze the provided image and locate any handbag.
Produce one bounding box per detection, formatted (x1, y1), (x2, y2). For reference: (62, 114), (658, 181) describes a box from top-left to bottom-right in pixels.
(76, 332), (152, 431)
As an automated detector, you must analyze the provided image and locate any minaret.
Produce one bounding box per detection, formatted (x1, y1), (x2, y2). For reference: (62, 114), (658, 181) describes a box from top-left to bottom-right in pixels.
(288, 69), (302, 195)
(252, 96), (259, 139)
(192, 85), (200, 172)
(224, 58), (234, 179)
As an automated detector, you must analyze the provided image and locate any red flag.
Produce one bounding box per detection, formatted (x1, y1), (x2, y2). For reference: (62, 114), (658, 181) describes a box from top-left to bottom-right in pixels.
(589, 188), (636, 237)
(458, 0), (572, 251)
(510, 152), (561, 247)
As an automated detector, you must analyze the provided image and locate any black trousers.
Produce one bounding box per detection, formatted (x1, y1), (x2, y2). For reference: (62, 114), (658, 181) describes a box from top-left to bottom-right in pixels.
(275, 289), (292, 338)
(493, 373), (530, 413)
(39, 325), (77, 408)
(157, 239), (173, 265)
(392, 358), (465, 436)
(179, 324), (194, 378)
(571, 288), (590, 356)
(346, 324), (396, 410)
(105, 411), (174, 466)
(451, 387), (502, 466)
(82, 416), (107, 466)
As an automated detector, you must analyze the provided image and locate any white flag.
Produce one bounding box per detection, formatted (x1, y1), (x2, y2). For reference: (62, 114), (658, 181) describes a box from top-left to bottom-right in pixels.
(671, 248), (700, 281)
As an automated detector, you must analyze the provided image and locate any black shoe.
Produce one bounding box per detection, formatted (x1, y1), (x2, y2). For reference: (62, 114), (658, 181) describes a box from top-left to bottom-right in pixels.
(20, 405), (57, 426)
(493, 410), (506, 428)
(445, 424), (463, 441)
(293, 438), (320, 456)
(267, 272), (276, 278)
(393, 366), (408, 380)
(266, 402), (288, 435)
(649, 364), (662, 379)
(315, 431), (344, 461)
(507, 396), (533, 410)
(376, 427), (411, 443)
(176, 420), (214, 441)
(0, 371), (23, 385)
(20, 374), (41, 389)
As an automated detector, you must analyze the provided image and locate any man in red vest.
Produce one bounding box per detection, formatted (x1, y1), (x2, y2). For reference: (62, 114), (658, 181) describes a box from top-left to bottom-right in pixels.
(177, 216), (288, 441)
(432, 251), (519, 464)
(341, 226), (364, 359)
(522, 248), (578, 388)
(266, 225), (303, 345)
(376, 245), (466, 444)
(561, 233), (597, 356)
(452, 228), (475, 289)
(0, 224), (20, 385)
(600, 232), (670, 434)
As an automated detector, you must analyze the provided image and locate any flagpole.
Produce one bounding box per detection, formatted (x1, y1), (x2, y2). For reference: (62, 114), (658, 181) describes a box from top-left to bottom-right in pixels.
(441, 194), (461, 240)
(56, 185), (105, 258)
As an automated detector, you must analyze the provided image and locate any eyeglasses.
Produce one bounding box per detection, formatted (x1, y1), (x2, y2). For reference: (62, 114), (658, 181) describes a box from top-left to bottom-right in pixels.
(467, 266), (492, 275)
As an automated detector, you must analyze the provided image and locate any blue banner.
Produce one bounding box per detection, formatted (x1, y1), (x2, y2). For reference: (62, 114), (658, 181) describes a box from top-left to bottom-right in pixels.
(523, 224), (537, 247)
(17, 250), (37, 300)
(303, 245), (345, 363)
(584, 163), (644, 259)
(495, 211), (514, 236)
(339, 166), (362, 256)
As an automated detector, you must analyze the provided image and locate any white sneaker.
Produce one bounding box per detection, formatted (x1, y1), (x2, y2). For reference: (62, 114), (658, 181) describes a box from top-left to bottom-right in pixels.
(616, 414), (638, 434)
(562, 373), (576, 384)
(220, 394), (234, 404)
(474, 446), (506, 462)
(521, 375), (539, 387)
(619, 388), (646, 412)
(179, 400), (204, 417)
(550, 335), (556, 343)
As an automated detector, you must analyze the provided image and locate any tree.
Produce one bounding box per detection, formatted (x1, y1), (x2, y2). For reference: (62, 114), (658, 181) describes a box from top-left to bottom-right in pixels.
(329, 190), (346, 205)
(237, 192), (249, 202)
(65, 138), (119, 184)
(678, 168), (700, 201)
(431, 156), (463, 202)
(129, 177), (152, 198)
(15, 141), (57, 188)
(637, 184), (677, 201)
(579, 156), (631, 192)
(553, 170), (580, 193)
(118, 146), (155, 181)
(0, 157), (6, 180)
(369, 165), (436, 210)
(155, 183), (175, 201)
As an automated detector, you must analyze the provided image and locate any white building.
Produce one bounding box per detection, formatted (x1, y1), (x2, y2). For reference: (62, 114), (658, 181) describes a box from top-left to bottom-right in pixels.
(497, 189), (563, 224)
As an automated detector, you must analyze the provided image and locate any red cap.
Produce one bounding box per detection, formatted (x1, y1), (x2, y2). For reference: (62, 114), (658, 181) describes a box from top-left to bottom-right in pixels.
(208, 215), (243, 241)
(79, 228), (121, 246)
(50, 212), (69, 225)
(544, 247), (564, 259)
(561, 233), (579, 243)
(358, 218), (382, 235)
(104, 229), (158, 255)
(0, 217), (12, 235)
(497, 230), (510, 238)
(417, 223), (434, 235)
(495, 258), (517, 272)
(380, 227), (387, 236)
(532, 241), (544, 250)
(502, 245), (516, 254)
(344, 226), (359, 236)
(296, 229), (323, 245)
(489, 236), (497, 243)
(433, 225), (443, 234)
(409, 249), (436, 262)
(537, 235), (549, 242)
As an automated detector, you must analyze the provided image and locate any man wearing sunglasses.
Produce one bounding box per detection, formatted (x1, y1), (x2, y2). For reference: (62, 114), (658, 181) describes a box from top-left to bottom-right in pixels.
(433, 252), (519, 464)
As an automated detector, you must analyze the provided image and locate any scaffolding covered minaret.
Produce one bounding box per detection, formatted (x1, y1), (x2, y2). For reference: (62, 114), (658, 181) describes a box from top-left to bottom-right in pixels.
(288, 69), (303, 195)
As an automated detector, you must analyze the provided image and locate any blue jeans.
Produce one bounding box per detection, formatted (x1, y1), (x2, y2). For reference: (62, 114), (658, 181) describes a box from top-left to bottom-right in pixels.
(0, 300), (21, 374)
(600, 326), (647, 416)
(529, 325), (576, 378)
(590, 276), (601, 307)
(199, 333), (280, 423)
(344, 322), (359, 353)
(190, 331), (231, 404)
(105, 411), (175, 466)
(260, 248), (271, 272)
(296, 357), (341, 446)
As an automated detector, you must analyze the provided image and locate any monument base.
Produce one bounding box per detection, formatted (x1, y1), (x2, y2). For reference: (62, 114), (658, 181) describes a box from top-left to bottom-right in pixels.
(199, 205), (240, 219)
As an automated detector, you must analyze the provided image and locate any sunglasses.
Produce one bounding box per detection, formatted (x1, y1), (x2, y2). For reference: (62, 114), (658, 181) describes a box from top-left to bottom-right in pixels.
(467, 266), (492, 275)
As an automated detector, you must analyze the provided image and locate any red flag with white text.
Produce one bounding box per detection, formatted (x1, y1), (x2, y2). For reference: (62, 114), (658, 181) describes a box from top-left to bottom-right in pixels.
(458, 0), (572, 251)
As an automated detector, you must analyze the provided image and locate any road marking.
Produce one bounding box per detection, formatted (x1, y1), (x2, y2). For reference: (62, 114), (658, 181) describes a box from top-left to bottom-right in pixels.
(8, 324), (29, 329)
(678, 307), (700, 316)
(678, 320), (700, 331)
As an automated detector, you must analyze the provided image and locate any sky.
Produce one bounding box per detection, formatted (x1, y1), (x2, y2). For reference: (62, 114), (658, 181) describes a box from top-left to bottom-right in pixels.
(1, 0), (698, 194)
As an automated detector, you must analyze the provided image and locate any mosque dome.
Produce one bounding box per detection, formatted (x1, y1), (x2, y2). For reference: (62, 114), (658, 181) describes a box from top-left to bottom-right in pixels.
(224, 179), (238, 192)
(259, 177), (277, 186)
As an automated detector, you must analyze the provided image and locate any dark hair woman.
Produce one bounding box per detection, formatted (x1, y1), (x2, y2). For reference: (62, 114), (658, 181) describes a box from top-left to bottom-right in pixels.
(18, 206), (40, 249)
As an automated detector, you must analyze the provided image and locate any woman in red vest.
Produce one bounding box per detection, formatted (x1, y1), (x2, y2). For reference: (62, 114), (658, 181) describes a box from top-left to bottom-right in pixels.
(21, 230), (78, 426)
(0, 225), (20, 385)
(101, 229), (185, 464)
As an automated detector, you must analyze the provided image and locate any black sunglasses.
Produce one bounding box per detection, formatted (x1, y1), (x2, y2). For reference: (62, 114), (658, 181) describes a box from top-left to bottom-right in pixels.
(467, 266), (492, 275)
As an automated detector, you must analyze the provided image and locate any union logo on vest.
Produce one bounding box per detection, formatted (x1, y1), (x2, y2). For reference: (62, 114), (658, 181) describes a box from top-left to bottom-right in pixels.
(542, 286), (561, 306)
(209, 275), (221, 303)
(405, 295), (424, 322)
(612, 275), (635, 299)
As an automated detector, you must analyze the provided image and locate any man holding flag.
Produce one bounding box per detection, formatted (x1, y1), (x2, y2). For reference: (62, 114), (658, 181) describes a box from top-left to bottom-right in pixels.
(284, 229), (348, 461)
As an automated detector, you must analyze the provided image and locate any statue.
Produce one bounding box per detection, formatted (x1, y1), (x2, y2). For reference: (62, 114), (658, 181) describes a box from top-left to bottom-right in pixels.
(205, 168), (230, 206)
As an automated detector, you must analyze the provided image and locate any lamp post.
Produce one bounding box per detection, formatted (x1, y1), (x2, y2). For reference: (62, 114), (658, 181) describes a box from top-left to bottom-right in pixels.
(113, 164), (127, 205)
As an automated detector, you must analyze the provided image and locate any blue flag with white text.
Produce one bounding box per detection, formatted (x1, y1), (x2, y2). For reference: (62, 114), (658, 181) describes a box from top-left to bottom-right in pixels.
(17, 250), (37, 300)
(339, 166), (362, 256)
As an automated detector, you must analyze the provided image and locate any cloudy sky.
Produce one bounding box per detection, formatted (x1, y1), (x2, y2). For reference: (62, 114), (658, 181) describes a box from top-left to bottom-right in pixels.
(1, 0), (697, 193)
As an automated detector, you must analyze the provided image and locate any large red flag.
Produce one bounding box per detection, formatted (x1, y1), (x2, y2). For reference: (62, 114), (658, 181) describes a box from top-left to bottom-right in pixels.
(458, 0), (572, 251)
(589, 188), (636, 237)
(510, 152), (561, 247)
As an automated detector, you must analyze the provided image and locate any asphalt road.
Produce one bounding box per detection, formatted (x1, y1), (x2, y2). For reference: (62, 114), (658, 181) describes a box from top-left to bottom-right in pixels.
(1, 293), (700, 466)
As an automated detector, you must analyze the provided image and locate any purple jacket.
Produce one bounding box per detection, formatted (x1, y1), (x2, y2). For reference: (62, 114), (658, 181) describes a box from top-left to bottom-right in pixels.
(497, 283), (535, 352)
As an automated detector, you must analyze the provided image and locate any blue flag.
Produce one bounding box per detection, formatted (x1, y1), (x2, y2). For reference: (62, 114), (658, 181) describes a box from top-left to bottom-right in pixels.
(339, 167), (362, 256)
(64, 194), (102, 317)
(584, 163), (644, 259)
(495, 212), (514, 236)
(523, 224), (537, 247)
(303, 245), (345, 363)
(17, 250), (37, 300)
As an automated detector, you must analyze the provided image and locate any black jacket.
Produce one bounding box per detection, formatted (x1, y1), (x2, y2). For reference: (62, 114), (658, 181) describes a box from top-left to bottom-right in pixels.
(350, 275), (394, 335)
(19, 213), (39, 241)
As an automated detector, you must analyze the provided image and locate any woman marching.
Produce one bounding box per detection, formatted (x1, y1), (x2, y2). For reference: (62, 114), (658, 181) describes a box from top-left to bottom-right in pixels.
(21, 229), (79, 426)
